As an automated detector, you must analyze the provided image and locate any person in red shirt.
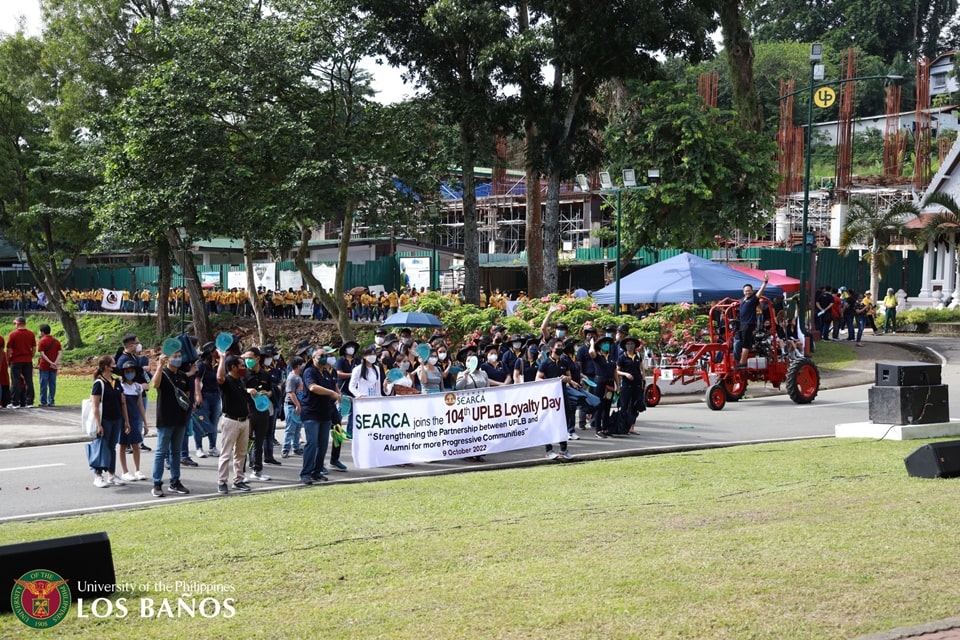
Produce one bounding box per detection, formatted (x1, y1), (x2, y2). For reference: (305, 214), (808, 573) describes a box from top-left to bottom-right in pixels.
(0, 334), (10, 408)
(37, 323), (62, 407)
(6, 316), (37, 408)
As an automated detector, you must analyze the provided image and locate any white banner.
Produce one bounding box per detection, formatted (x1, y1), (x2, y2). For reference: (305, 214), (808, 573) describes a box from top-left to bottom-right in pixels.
(300, 298), (313, 316)
(311, 263), (337, 292)
(279, 270), (302, 291)
(101, 289), (123, 311)
(351, 379), (567, 468)
(227, 271), (246, 291)
(399, 257), (431, 292)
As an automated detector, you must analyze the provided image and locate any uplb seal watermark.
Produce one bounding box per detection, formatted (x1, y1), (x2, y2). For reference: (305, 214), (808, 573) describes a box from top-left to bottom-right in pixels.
(11, 569), (71, 628)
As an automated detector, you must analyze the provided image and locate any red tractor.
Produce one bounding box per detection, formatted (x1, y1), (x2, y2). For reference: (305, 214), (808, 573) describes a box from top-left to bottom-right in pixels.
(644, 297), (820, 410)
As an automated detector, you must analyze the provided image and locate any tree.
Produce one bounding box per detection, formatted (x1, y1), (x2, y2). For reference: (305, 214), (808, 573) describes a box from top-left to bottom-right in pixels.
(602, 80), (778, 257)
(839, 196), (916, 300)
(914, 192), (960, 306)
(361, 0), (512, 305)
(515, 0), (715, 296)
(0, 30), (96, 348)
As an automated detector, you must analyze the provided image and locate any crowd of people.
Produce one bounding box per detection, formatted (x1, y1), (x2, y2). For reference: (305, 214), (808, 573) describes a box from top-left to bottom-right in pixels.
(814, 285), (897, 345)
(77, 308), (657, 496)
(1, 316), (62, 409)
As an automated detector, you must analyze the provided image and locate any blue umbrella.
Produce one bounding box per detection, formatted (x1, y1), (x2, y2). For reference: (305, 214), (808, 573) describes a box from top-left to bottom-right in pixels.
(382, 311), (443, 328)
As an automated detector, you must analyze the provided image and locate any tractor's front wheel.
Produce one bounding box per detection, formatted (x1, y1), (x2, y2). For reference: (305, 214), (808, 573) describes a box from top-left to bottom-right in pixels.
(786, 357), (820, 404)
(723, 375), (747, 402)
(645, 383), (662, 408)
(706, 384), (727, 411)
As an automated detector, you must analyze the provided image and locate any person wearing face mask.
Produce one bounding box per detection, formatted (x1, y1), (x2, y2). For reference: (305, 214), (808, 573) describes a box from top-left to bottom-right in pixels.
(536, 340), (573, 460)
(301, 347), (343, 484)
(349, 345), (384, 399)
(335, 340), (360, 436)
(480, 344), (512, 387)
(514, 344), (540, 383)
(615, 335), (646, 436)
(148, 347), (192, 497)
(385, 355), (418, 395)
(243, 347), (275, 482)
(191, 343), (221, 460)
(576, 325), (600, 431)
(117, 333), (152, 451)
(439, 345), (459, 389)
(371, 328), (387, 350)
(418, 348), (444, 394)
(455, 350), (489, 390)
(379, 333), (400, 370)
(281, 355), (306, 458)
(118, 359), (148, 481)
(260, 345), (284, 465)
(590, 335), (617, 438)
(501, 334), (524, 374)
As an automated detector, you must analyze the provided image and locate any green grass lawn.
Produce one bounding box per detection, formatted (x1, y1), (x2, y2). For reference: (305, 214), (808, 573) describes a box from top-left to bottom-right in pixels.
(1, 439), (959, 639)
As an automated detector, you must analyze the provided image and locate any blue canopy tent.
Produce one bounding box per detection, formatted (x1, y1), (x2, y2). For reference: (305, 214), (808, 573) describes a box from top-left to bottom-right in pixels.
(592, 252), (783, 304)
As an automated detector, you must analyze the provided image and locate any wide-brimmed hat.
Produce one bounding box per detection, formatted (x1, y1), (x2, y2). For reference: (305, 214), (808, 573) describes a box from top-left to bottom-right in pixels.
(381, 333), (400, 347)
(339, 340), (359, 356)
(483, 343), (500, 355)
(200, 341), (216, 356)
(374, 327), (387, 336)
(456, 346), (476, 364)
(619, 335), (639, 350)
(294, 338), (312, 356)
(555, 322), (568, 330)
(617, 323), (631, 333)
(595, 336), (615, 351)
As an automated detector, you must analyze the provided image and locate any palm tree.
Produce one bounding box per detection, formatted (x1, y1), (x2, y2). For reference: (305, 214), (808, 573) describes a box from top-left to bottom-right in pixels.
(839, 196), (917, 300)
(915, 192), (960, 305)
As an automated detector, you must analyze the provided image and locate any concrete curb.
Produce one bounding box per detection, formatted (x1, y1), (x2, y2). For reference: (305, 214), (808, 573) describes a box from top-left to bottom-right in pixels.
(851, 617), (960, 640)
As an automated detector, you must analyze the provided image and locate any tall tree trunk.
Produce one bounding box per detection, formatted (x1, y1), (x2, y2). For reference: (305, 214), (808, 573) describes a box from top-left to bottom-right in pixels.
(155, 240), (171, 336)
(719, 0), (762, 133)
(519, 2), (544, 297)
(24, 249), (83, 348)
(243, 234), (269, 345)
(294, 216), (355, 342)
(165, 229), (211, 342)
(543, 170), (562, 293)
(461, 123), (480, 305)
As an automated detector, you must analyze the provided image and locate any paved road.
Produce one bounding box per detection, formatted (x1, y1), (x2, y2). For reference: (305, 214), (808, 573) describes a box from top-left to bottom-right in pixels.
(0, 335), (955, 524)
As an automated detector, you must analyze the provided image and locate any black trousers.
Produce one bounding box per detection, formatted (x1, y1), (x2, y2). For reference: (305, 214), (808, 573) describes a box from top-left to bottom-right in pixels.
(248, 410), (269, 472)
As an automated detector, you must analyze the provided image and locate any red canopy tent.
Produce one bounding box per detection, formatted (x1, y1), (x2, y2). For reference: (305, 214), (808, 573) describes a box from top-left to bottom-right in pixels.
(728, 265), (801, 293)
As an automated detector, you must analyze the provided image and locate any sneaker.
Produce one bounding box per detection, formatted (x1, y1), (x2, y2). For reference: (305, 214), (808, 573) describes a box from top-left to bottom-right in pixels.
(568, 432), (580, 440)
(320, 466), (329, 474)
(108, 475), (126, 486)
(151, 484), (164, 497)
(264, 458), (282, 466)
(121, 472), (137, 482)
(293, 449), (304, 455)
(596, 432), (608, 439)
(207, 447), (219, 457)
(134, 470), (147, 481)
(169, 481), (190, 495)
(300, 477), (314, 485)
(233, 481), (252, 492)
(196, 449), (208, 459)
(330, 461), (348, 472)
(93, 475), (108, 488)
(546, 451), (559, 460)
(125, 446), (133, 454)
(248, 470), (271, 481)
(310, 474), (329, 482)
(218, 483), (228, 494)
(181, 457), (199, 467)
(560, 450), (574, 461)
(140, 443), (152, 452)
(281, 450), (290, 458)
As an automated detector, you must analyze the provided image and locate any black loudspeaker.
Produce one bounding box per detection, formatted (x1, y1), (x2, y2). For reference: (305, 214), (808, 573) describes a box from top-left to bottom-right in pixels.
(875, 361), (942, 387)
(868, 384), (950, 425)
(904, 441), (960, 478)
(0, 532), (115, 613)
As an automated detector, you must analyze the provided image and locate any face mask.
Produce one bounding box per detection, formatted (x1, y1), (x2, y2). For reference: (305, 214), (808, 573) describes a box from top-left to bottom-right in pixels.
(605, 333), (612, 338)
(375, 337), (384, 346)
(438, 352), (447, 361)
(264, 357), (273, 366)
(365, 354), (377, 364)
(400, 362), (410, 372)
(135, 343), (143, 353)
(124, 372), (136, 381)
(466, 356), (478, 372)
(346, 347), (356, 356)
(512, 341), (522, 349)
(326, 357), (337, 367)
(487, 353), (498, 363)
(244, 358), (258, 369)
(557, 330), (566, 338)
(170, 357), (183, 368)
(626, 345), (636, 352)
(601, 344), (610, 353)
(428, 356), (438, 365)
(306, 348), (314, 357)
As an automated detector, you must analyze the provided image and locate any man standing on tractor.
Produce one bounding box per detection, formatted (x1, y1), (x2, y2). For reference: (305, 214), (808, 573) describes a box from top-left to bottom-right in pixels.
(735, 273), (769, 369)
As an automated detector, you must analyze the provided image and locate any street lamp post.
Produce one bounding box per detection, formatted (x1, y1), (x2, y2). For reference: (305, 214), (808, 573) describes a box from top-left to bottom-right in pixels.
(577, 169), (657, 313)
(791, 44), (902, 337)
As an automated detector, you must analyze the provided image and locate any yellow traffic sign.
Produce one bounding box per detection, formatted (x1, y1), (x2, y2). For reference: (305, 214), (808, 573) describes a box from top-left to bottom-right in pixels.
(813, 87), (836, 108)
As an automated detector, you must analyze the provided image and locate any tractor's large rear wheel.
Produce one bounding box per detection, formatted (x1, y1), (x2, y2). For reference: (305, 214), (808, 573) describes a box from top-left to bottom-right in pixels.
(786, 357), (820, 404)
(723, 375), (747, 402)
